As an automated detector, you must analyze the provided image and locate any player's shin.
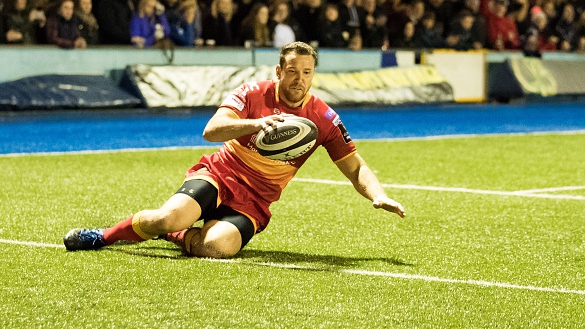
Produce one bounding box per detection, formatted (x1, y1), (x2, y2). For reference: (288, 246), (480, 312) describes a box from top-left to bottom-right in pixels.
(102, 211), (157, 245)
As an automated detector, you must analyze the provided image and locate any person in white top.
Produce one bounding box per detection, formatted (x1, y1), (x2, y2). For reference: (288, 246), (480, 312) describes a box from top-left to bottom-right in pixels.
(270, 0), (295, 48)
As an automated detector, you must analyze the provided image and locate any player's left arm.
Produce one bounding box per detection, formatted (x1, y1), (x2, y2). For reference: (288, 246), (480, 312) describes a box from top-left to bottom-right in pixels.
(336, 152), (406, 218)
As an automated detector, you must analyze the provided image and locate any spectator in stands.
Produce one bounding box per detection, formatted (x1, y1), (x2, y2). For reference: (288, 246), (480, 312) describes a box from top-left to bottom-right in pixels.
(30, 0), (47, 42)
(4, 0), (31, 43)
(337, 0), (365, 42)
(360, 0), (387, 49)
(521, 5), (557, 56)
(506, 0), (529, 37)
(293, 0), (322, 43)
(555, 2), (577, 51)
(392, 20), (416, 47)
(451, 0), (487, 48)
(268, 0), (302, 48)
(75, 0), (98, 44)
(386, 0), (425, 47)
(45, 0), (86, 48)
(445, 9), (482, 49)
(4, 0), (46, 44)
(231, 0), (253, 36)
(480, 0), (520, 50)
(576, 10), (585, 52)
(130, 0), (170, 48)
(238, 2), (271, 47)
(425, 0), (456, 37)
(348, 27), (362, 50)
(201, 0), (235, 46)
(93, 0), (133, 44)
(414, 11), (445, 48)
(0, 0), (6, 43)
(162, 0), (180, 24)
(573, 0), (585, 15)
(317, 1), (347, 47)
(541, 0), (558, 28)
(169, 0), (202, 46)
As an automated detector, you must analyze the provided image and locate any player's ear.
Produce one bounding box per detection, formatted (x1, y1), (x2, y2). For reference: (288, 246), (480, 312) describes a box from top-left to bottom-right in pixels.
(275, 65), (282, 79)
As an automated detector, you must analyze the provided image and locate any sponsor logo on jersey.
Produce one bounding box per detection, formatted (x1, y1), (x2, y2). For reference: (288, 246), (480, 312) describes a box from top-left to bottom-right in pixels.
(324, 107), (337, 121)
(222, 94), (245, 111)
(337, 122), (352, 144)
(239, 82), (260, 98)
(332, 115), (341, 126)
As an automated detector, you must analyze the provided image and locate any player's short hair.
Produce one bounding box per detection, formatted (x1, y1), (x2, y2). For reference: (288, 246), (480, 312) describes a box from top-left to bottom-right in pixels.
(279, 42), (318, 68)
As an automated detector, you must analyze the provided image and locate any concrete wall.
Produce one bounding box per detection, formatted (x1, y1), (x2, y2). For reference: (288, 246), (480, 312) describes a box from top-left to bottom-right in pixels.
(0, 45), (386, 83)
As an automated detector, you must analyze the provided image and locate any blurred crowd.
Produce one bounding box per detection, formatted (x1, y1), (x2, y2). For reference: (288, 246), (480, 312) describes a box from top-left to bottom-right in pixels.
(2, 0), (585, 55)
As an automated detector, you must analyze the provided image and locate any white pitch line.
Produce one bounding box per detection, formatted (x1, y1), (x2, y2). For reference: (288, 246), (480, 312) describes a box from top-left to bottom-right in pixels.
(0, 145), (217, 158)
(363, 129), (585, 143)
(0, 238), (65, 248)
(513, 186), (585, 194)
(340, 269), (585, 295)
(2, 129), (585, 158)
(2, 238), (584, 296)
(291, 178), (585, 201)
(207, 259), (585, 295)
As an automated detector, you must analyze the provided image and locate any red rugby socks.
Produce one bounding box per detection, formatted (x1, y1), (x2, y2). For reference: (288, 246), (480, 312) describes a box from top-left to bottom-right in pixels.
(103, 213), (152, 245)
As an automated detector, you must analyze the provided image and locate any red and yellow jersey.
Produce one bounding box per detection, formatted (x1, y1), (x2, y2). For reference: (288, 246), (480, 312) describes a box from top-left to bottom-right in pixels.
(187, 80), (356, 232)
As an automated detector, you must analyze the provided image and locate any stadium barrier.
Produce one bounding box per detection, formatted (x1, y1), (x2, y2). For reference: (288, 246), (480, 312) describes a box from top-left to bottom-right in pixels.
(0, 74), (141, 111)
(1, 46), (585, 110)
(421, 50), (487, 103)
(121, 64), (454, 108)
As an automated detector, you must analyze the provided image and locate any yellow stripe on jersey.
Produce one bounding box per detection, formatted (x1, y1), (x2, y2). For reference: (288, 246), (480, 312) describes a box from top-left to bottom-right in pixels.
(333, 150), (357, 164)
(225, 139), (298, 190)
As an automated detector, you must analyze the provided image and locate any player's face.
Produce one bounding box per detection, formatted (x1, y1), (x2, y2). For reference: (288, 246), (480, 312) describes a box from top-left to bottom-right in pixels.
(276, 53), (315, 107)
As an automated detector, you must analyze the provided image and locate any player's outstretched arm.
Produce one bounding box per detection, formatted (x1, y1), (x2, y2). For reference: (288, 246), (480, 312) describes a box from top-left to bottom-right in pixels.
(336, 153), (406, 218)
(203, 107), (286, 142)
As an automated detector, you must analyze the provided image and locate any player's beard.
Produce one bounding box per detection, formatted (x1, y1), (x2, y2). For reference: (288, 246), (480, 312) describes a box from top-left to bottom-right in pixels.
(282, 85), (307, 105)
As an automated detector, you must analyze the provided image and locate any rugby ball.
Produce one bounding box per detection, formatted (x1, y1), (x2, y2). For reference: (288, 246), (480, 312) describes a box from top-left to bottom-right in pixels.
(255, 116), (318, 160)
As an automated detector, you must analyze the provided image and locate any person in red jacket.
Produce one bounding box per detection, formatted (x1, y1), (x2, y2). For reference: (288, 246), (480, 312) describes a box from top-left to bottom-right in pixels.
(522, 6), (558, 57)
(480, 0), (519, 50)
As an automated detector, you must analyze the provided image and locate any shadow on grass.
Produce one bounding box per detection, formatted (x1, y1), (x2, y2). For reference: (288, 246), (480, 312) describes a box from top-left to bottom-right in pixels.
(107, 243), (413, 268)
(238, 249), (412, 267)
(106, 245), (189, 259)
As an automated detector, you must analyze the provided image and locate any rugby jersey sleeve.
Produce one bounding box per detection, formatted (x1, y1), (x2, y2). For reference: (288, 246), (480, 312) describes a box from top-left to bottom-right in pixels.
(314, 105), (357, 163)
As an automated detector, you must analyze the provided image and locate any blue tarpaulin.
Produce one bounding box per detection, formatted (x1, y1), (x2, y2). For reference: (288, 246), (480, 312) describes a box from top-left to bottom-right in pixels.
(0, 74), (142, 111)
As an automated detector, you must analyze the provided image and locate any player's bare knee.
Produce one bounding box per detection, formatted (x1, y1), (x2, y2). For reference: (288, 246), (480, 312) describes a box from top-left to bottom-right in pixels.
(150, 208), (184, 232)
(201, 239), (240, 259)
(188, 227), (242, 258)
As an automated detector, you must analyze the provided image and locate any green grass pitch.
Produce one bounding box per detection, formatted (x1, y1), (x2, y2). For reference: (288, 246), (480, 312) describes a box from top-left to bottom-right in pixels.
(1, 133), (584, 328)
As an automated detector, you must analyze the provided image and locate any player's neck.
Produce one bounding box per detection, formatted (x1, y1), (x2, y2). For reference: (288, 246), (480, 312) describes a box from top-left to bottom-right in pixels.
(281, 98), (302, 108)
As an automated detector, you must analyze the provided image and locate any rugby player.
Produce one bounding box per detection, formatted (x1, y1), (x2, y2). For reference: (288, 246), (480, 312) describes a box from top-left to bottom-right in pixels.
(63, 41), (405, 258)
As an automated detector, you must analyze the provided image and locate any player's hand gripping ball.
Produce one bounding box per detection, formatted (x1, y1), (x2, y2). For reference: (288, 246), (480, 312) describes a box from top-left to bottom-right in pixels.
(255, 116), (318, 161)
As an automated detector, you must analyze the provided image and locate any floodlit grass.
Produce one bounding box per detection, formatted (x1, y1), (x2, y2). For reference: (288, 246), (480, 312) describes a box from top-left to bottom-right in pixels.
(1, 133), (584, 328)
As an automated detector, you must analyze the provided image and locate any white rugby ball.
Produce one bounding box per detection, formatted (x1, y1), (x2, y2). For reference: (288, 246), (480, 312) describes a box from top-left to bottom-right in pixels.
(255, 116), (318, 161)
